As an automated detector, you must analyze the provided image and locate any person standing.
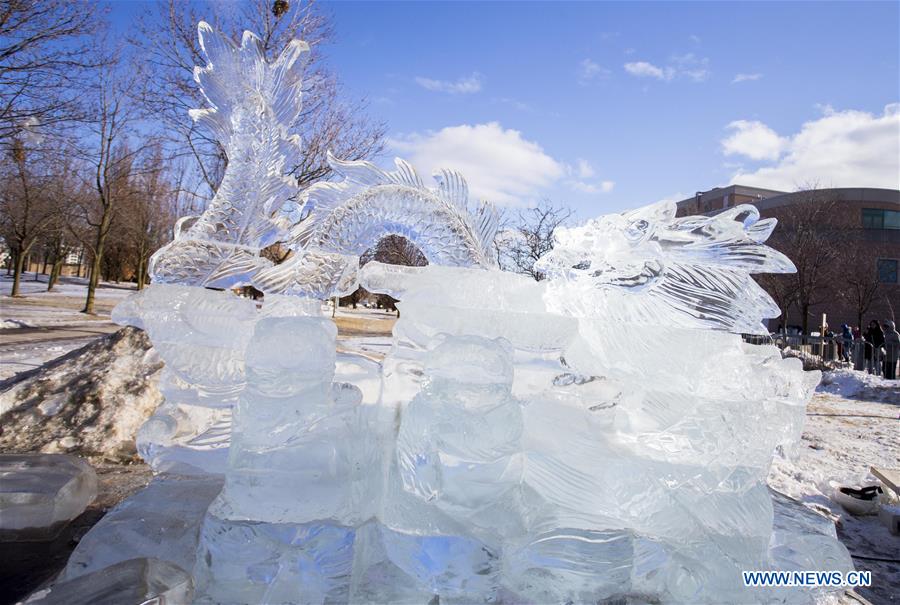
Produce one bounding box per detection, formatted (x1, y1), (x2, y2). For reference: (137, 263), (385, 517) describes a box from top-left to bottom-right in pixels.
(882, 320), (899, 380)
(841, 324), (853, 363)
(852, 326), (864, 370)
(864, 320), (885, 375)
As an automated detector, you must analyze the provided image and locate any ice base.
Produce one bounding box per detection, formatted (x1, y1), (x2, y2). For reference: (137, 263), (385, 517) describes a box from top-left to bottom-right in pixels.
(194, 515), (356, 605)
(24, 557), (193, 605)
(65, 474), (223, 580)
(0, 453), (97, 540)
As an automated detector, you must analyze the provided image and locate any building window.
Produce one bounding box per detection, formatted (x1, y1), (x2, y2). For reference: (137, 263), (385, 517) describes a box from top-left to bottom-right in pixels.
(862, 208), (900, 229)
(877, 259), (898, 283)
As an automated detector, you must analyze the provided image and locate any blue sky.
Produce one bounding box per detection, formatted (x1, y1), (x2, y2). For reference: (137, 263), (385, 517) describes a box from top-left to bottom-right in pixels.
(112, 1), (900, 216)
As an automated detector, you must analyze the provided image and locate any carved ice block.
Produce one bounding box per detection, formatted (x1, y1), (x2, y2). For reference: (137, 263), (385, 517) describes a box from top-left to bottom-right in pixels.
(23, 558), (193, 605)
(0, 453), (97, 540)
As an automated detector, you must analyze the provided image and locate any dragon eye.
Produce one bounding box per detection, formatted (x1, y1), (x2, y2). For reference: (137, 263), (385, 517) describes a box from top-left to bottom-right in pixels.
(625, 219), (649, 241)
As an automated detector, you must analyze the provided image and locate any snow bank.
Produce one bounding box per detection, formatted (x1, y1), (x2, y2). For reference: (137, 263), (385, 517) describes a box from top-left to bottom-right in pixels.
(0, 327), (163, 461)
(818, 369), (900, 402)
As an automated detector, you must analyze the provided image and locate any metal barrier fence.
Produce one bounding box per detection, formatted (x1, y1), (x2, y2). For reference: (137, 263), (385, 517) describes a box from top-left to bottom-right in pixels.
(743, 333), (900, 379)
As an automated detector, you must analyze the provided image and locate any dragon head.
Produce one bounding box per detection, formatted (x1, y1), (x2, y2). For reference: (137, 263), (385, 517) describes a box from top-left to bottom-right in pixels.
(536, 200), (795, 334)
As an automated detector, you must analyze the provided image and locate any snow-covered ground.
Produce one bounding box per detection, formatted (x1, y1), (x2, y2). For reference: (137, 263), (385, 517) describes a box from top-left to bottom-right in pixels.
(0, 275), (136, 380)
(0, 274), (136, 300)
(769, 370), (900, 605)
(0, 274), (135, 327)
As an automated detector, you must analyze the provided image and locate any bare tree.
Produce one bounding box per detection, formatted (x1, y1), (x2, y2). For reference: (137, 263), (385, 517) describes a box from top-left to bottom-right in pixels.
(363, 234), (428, 268)
(76, 65), (146, 314)
(755, 272), (797, 331)
(761, 189), (847, 333)
(0, 0), (103, 139)
(128, 0), (384, 197)
(836, 247), (882, 330)
(498, 199), (573, 280)
(0, 140), (63, 295)
(42, 158), (79, 290)
(126, 146), (179, 289)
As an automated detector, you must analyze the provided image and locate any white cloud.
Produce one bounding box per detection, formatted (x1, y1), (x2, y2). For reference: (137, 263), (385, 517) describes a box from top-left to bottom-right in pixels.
(732, 73), (763, 84)
(578, 58), (610, 85)
(671, 53), (710, 82)
(722, 120), (787, 161)
(565, 160), (613, 194)
(387, 122), (564, 205)
(415, 72), (483, 94)
(388, 124), (618, 204)
(568, 180), (615, 194)
(690, 34), (701, 44)
(727, 104), (900, 190)
(624, 61), (673, 81)
(575, 158), (595, 178)
(492, 97), (533, 112)
(624, 54), (709, 82)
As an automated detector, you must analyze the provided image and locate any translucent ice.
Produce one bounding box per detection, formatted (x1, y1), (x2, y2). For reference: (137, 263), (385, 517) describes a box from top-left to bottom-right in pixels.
(24, 558), (193, 605)
(146, 22), (498, 298)
(64, 475), (223, 579)
(535, 201), (795, 334)
(0, 454), (97, 540)
(103, 19), (852, 605)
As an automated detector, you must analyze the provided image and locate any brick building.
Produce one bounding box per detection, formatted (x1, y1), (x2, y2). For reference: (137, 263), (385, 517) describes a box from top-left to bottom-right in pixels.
(675, 186), (900, 332)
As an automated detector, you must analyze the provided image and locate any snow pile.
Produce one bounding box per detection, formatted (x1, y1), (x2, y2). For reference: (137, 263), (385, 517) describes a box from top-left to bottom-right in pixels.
(818, 369), (900, 403)
(0, 327), (163, 462)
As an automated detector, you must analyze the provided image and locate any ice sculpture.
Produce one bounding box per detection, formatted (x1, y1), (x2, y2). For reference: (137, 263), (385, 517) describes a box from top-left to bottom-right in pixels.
(0, 453), (97, 540)
(24, 558), (194, 605)
(97, 19), (854, 605)
(147, 24), (496, 297)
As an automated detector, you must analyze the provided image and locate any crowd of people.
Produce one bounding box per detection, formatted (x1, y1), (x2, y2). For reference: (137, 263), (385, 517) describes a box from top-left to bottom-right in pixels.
(834, 320), (899, 379)
(775, 319), (899, 379)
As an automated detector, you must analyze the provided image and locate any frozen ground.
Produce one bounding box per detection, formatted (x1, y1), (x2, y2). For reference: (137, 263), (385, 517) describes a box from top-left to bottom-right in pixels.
(769, 370), (900, 605)
(0, 275), (135, 380)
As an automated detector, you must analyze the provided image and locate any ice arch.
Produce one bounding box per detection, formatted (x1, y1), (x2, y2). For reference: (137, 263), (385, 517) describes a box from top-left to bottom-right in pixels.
(250, 154), (499, 298)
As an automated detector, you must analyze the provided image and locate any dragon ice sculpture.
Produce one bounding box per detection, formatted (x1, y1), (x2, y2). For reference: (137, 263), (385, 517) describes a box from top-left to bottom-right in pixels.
(149, 22), (498, 298)
(535, 200), (794, 334)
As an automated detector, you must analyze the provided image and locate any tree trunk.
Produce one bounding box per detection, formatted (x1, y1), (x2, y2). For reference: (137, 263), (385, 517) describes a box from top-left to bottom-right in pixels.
(11, 247), (25, 297)
(48, 257), (63, 291)
(135, 260), (143, 291)
(84, 198), (114, 313)
(139, 258), (149, 290)
(83, 250), (102, 314)
(801, 304), (810, 334)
